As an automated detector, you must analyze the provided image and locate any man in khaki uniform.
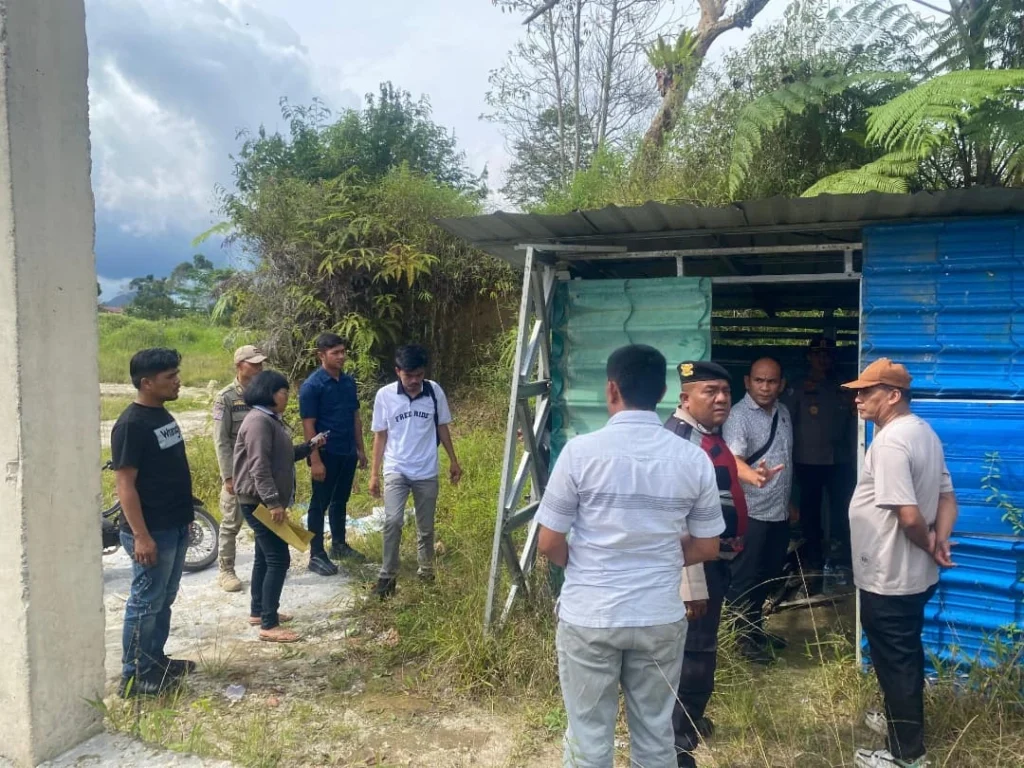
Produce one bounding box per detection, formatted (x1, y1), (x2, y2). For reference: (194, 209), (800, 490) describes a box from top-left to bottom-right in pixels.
(213, 345), (267, 592)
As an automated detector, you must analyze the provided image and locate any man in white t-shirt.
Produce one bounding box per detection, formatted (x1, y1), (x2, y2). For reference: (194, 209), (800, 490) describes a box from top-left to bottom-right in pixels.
(537, 344), (725, 768)
(843, 359), (958, 768)
(369, 344), (462, 598)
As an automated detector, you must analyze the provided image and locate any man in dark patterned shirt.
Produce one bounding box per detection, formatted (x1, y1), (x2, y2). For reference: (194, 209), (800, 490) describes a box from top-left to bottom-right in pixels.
(665, 360), (749, 768)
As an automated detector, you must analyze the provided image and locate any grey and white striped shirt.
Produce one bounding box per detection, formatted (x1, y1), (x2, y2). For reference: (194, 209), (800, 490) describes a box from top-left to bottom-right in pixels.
(722, 394), (794, 522)
(536, 410), (725, 629)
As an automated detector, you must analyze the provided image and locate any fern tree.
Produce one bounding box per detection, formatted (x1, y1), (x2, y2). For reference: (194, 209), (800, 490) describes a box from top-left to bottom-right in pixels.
(728, 0), (1024, 196)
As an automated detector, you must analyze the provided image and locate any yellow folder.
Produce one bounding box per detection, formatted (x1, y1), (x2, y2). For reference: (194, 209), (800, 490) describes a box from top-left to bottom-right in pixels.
(253, 505), (315, 552)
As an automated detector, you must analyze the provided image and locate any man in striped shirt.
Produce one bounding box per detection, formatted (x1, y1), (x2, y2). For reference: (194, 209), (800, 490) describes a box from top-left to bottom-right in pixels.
(537, 344), (725, 768)
(664, 360), (748, 768)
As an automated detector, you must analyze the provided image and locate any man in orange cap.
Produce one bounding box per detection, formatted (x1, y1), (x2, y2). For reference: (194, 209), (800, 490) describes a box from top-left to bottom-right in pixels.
(842, 358), (959, 768)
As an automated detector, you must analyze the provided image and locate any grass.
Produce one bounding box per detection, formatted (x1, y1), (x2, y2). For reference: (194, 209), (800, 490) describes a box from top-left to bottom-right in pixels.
(100, 394), (210, 421)
(93, 322), (1024, 767)
(98, 314), (258, 386)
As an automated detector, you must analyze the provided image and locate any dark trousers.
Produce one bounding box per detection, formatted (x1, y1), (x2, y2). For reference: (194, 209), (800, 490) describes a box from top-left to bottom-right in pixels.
(861, 585), (937, 761)
(726, 519), (790, 637)
(242, 504), (291, 630)
(795, 462), (854, 569)
(674, 558), (730, 757)
(307, 452), (358, 554)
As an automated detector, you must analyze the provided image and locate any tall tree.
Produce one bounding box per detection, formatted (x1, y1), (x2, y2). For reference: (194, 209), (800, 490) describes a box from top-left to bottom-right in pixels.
(233, 84), (487, 200)
(516, 0), (777, 174)
(728, 0), (1024, 195)
(125, 275), (182, 321)
(217, 94), (514, 386)
(488, 0), (673, 207)
(169, 254), (234, 313)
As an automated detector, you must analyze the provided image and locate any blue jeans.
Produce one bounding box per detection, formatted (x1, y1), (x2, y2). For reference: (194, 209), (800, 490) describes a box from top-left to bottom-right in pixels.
(120, 525), (189, 679)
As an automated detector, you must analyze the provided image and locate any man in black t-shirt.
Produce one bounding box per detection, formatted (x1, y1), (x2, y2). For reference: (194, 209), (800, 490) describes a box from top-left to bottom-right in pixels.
(111, 348), (195, 697)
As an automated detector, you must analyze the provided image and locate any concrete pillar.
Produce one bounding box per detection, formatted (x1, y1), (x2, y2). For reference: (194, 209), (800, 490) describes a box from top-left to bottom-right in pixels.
(0, 1), (105, 765)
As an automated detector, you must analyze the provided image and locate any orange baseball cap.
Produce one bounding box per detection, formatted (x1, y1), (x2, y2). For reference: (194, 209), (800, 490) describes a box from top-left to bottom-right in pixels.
(842, 358), (912, 390)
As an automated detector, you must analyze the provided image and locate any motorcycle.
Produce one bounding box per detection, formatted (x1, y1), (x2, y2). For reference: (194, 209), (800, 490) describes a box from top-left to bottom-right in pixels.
(101, 460), (220, 572)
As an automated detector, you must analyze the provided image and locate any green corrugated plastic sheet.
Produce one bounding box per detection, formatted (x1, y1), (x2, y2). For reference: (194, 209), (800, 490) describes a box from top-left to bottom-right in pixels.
(549, 277), (712, 463)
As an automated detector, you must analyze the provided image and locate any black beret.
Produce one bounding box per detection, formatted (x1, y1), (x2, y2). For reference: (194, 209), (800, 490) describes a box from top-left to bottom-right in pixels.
(677, 360), (731, 384)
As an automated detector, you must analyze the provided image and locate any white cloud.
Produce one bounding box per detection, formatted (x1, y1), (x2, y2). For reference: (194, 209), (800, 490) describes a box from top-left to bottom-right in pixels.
(90, 58), (215, 235)
(86, 0), (338, 260)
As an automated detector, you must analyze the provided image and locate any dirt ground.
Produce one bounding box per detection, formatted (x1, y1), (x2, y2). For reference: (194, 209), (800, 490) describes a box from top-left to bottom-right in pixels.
(101, 535), (562, 767)
(99, 384), (212, 448)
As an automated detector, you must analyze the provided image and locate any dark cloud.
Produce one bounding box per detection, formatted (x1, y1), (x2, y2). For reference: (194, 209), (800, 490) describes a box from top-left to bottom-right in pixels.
(85, 0), (358, 280)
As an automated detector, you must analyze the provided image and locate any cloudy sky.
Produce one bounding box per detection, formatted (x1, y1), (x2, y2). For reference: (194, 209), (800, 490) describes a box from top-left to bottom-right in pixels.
(88, 0), (942, 297)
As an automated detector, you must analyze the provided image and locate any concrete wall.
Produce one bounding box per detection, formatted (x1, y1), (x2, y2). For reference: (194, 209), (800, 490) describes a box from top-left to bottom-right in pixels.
(0, 1), (105, 764)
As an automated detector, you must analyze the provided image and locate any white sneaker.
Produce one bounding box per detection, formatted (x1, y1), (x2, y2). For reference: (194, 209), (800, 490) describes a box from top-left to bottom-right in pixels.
(864, 709), (888, 737)
(854, 748), (931, 768)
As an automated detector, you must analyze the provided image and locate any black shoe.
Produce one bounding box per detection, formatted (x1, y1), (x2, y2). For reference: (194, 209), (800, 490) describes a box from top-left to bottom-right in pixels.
(758, 631), (788, 651)
(119, 667), (179, 698)
(417, 571), (435, 583)
(373, 577), (397, 600)
(738, 639), (775, 665)
(309, 553), (339, 576)
(330, 542), (367, 563)
(157, 655), (196, 678)
(677, 750), (697, 768)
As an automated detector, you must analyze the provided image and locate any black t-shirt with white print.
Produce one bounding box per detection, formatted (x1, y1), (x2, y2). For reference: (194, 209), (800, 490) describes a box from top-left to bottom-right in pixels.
(111, 403), (194, 532)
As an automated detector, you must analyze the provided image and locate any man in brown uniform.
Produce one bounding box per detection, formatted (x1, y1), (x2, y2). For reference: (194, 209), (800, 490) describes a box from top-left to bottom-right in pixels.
(212, 345), (267, 592)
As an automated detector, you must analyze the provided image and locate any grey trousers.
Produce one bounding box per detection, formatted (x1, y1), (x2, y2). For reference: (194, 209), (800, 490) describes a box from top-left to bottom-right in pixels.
(380, 473), (439, 579)
(556, 618), (687, 768)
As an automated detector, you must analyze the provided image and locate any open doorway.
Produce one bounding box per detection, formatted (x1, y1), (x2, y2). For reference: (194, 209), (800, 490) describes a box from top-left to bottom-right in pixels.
(711, 274), (861, 607)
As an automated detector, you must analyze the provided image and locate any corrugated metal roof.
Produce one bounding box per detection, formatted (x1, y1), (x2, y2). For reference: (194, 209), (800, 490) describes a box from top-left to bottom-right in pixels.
(862, 218), (1024, 397)
(438, 189), (1024, 267)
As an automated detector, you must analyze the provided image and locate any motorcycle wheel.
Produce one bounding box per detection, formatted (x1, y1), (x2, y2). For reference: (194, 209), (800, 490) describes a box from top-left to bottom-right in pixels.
(183, 503), (219, 572)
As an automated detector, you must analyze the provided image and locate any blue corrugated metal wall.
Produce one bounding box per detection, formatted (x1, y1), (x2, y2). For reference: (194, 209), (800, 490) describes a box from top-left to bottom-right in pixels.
(862, 218), (1024, 397)
(863, 217), (1024, 670)
(549, 277), (711, 461)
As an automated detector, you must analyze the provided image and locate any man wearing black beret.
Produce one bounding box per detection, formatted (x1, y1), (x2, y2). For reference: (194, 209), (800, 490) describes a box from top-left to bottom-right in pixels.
(664, 360), (749, 768)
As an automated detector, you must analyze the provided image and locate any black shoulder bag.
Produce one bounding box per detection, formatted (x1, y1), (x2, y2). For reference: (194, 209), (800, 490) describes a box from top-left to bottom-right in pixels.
(422, 380), (441, 446)
(745, 409), (780, 465)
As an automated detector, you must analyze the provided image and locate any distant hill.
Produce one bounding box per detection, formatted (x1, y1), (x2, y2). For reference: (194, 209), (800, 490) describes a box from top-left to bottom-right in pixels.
(103, 292), (135, 309)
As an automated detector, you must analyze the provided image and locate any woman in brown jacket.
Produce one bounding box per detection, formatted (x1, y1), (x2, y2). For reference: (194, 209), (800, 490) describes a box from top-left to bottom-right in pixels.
(233, 370), (327, 642)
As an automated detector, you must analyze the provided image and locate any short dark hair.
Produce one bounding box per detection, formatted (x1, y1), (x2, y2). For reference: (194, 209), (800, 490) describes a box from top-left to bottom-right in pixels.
(749, 356), (784, 378)
(395, 344), (429, 372)
(244, 370), (290, 408)
(130, 348), (181, 389)
(315, 333), (348, 353)
(606, 344), (667, 410)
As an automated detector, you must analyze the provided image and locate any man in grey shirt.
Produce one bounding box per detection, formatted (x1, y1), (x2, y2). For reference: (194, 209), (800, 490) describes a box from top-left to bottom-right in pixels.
(722, 357), (794, 662)
(844, 359), (957, 768)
